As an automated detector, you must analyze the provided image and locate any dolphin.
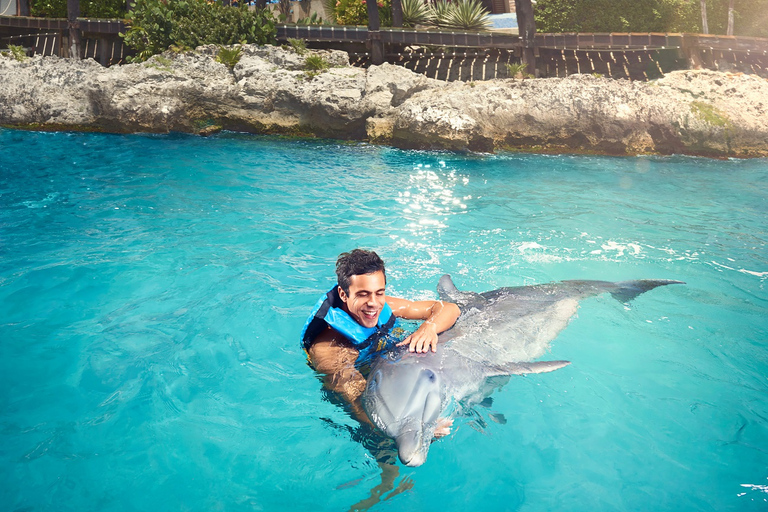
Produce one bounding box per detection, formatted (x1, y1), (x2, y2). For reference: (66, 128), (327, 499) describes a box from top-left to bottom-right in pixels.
(361, 275), (684, 467)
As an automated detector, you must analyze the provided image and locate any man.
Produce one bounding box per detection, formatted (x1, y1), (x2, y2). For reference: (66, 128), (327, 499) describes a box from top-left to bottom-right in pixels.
(301, 249), (460, 430)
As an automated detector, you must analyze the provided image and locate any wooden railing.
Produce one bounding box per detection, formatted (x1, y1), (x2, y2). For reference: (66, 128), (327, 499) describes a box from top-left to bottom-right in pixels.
(0, 15), (127, 65)
(278, 24), (520, 49)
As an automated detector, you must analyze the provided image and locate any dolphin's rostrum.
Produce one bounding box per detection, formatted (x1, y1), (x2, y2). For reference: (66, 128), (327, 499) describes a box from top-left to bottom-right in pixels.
(361, 275), (684, 467)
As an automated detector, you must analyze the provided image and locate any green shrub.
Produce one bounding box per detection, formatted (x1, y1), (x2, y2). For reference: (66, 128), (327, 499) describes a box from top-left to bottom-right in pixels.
(122, 0), (276, 62)
(431, 0), (453, 27)
(533, 0), (767, 36)
(334, 0), (392, 26)
(216, 45), (243, 69)
(29, 0), (127, 19)
(412, 0), (491, 31)
(304, 54), (330, 70)
(5, 44), (28, 61)
(439, 0), (491, 30)
(287, 38), (308, 55)
(401, 0), (434, 27)
(504, 62), (532, 78)
(296, 12), (324, 25)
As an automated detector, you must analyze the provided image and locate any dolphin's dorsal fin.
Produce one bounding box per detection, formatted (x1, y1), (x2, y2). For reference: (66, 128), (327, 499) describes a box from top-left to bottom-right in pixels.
(437, 274), (484, 307)
(486, 360), (571, 376)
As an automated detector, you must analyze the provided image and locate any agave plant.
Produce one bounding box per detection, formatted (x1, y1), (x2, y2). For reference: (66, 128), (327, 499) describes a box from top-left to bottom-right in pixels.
(441, 0), (491, 31)
(401, 0), (434, 27)
(431, 0), (453, 28)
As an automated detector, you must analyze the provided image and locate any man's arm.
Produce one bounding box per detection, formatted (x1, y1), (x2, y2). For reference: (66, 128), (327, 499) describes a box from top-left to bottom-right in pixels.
(307, 328), (372, 425)
(387, 297), (460, 353)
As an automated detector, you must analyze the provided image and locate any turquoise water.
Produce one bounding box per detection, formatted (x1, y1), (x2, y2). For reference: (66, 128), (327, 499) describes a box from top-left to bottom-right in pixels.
(0, 129), (766, 511)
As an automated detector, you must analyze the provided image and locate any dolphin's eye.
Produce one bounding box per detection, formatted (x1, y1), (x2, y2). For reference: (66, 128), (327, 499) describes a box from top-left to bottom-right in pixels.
(423, 369), (436, 382)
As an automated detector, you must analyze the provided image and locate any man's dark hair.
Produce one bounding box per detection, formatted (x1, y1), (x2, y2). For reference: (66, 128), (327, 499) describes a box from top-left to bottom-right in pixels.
(336, 249), (386, 294)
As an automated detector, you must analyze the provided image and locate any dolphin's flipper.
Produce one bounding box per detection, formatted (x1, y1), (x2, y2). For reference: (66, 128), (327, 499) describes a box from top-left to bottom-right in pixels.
(437, 274), (484, 307)
(487, 360), (571, 376)
(609, 279), (685, 303)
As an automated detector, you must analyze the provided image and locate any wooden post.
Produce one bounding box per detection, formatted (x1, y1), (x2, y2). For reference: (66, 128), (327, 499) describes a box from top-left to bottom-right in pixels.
(391, 0), (403, 27)
(67, 0), (81, 60)
(125, 0), (134, 12)
(514, 0), (535, 75)
(18, 0), (30, 16)
(700, 0), (708, 34)
(367, 0), (384, 65)
(98, 37), (110, 66)
(681, 33), (703, 69)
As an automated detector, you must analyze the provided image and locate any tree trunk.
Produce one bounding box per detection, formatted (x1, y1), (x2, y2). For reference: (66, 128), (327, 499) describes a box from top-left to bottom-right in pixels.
(67, 0), (81, 60)
(700, 0), (709, 34)
(514, 0), (536, 76)
(391, 0), (403, 27)
(18, 0), (30, 16)
(125, 0), (134, 13)
(367, 0), (384, 64)
(727, 0), (735, 35)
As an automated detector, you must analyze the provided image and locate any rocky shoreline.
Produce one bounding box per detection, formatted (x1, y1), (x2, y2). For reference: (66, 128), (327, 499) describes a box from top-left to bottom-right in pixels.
(1, 44), (767, 157)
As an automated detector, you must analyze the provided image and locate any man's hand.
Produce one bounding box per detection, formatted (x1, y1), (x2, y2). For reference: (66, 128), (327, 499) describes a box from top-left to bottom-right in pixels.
(396, 321), (439, 353)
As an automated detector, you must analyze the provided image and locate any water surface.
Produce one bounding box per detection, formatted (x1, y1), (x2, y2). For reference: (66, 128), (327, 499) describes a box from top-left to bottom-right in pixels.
(0, 129), (766, 511)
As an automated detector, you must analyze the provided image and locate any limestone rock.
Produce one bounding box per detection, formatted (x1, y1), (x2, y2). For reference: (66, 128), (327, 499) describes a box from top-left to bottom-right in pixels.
(1, 45), (767, 158)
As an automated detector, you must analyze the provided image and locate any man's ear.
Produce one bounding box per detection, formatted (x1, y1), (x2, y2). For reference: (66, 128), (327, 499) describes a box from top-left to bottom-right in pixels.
(338, 286), (348, 303)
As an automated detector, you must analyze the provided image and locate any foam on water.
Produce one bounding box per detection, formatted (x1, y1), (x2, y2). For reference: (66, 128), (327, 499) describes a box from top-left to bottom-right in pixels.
(0, 129), (766, 511)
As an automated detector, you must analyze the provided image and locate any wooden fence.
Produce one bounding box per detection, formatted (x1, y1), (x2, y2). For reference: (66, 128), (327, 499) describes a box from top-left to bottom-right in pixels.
(535, 32), (768, 80)
(2, 15), (767, 80)
(0, 15), (127, 65)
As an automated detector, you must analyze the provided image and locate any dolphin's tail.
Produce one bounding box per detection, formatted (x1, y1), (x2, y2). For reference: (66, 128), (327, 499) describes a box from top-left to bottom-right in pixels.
(610, 279), (685, 303)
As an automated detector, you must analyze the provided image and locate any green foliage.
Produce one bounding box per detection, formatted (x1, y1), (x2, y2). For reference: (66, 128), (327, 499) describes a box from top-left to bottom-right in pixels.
(4, 44), (28, 61)
(296, 12), (324, 25)
(122, 0), (277, 62)
(401, 0), (434, 27)
(431, 0), (452, 27)
(534, 0), (692, 33)
(29, 0), (127, 19)
(504, 62), (532, 78)
(334, 0), (392, 26)
(534, 0), (766, 36)
(322, 0), (338, 23)
(304, 54), (330, 70)
(698, 0), (768, 37)
(331, 0), (490, 30)
(399, 0), (491, 30)
(216, 45), (243, 69)
(439, 0), (491, 30)
(301, 54), (330, 80)
(287, 38), (308, 55)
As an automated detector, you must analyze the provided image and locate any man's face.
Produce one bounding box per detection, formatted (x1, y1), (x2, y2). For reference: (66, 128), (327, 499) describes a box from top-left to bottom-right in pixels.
(339, 270), (386, 328)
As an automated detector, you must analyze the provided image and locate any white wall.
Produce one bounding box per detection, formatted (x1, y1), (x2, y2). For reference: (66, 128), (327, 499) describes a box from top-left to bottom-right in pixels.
(0, 0), (18, 17)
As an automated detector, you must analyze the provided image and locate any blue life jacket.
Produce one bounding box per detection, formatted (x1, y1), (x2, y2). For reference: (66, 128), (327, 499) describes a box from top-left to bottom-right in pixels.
(301, 286), (397, 362)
